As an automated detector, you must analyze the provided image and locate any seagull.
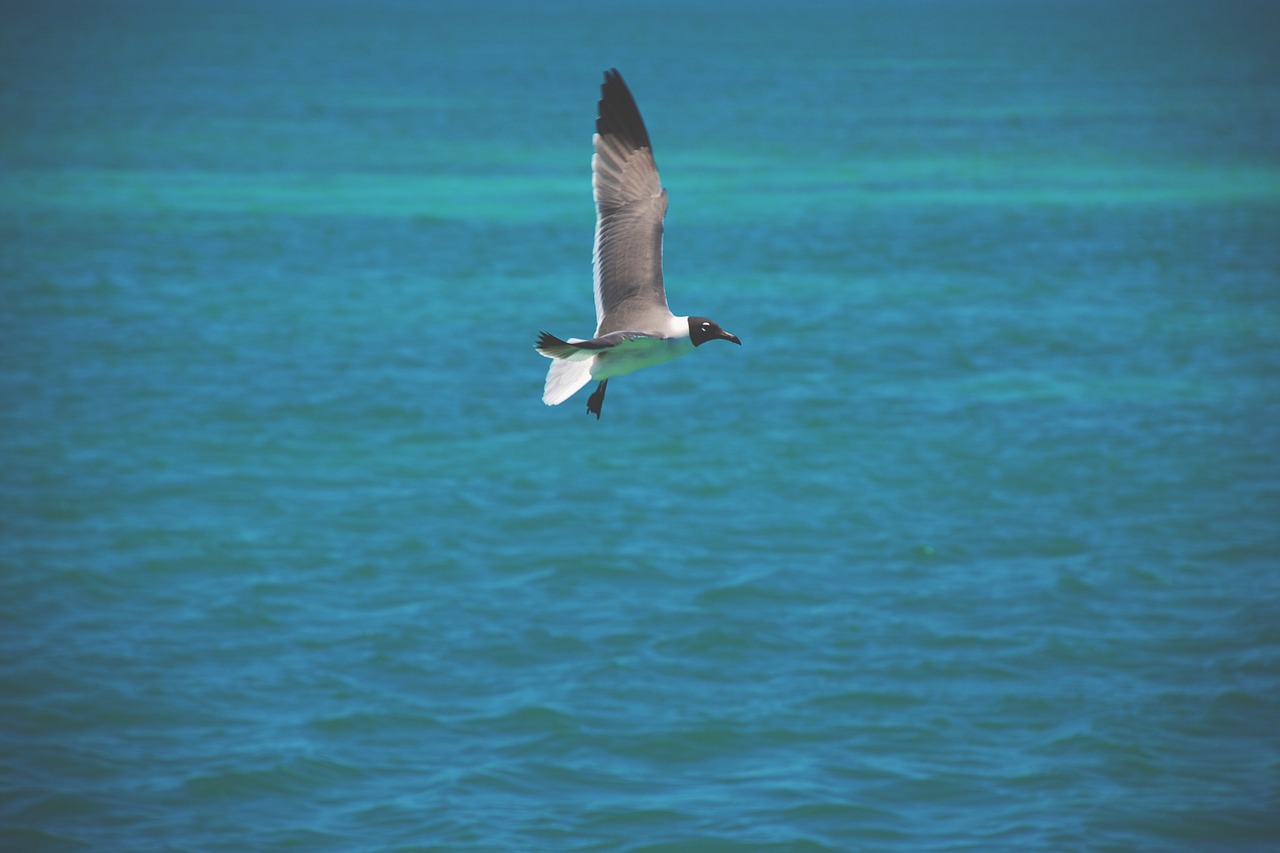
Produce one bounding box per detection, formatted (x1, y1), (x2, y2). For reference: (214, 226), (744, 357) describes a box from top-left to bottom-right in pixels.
(536, 68), (740, 419)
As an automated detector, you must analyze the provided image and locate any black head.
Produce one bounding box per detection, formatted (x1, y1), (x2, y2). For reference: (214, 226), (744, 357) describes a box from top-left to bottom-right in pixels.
(688, 316), (741, 347)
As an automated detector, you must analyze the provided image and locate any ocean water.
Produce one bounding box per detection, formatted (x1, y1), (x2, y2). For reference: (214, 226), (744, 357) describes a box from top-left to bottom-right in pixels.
(3, 0), (1279, 849)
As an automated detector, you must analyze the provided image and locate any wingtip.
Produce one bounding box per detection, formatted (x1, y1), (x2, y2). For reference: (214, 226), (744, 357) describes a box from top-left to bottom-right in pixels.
(535, 330), (567, 348)
(596, 68), (651, 152)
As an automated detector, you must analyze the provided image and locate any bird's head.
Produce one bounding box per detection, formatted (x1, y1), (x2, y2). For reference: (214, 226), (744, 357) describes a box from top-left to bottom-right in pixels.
(688, 316), (741, 347)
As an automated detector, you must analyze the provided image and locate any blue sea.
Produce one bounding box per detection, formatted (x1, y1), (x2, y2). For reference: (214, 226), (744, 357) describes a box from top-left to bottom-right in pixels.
(3, 1), (1279, 849)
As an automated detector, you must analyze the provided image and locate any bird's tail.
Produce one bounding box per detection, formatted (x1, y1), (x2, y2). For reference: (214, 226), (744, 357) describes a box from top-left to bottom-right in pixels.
(536, 332), (595, 405)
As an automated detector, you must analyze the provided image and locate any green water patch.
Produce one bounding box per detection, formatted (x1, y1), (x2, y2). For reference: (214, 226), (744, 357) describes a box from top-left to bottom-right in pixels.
(5, 155), (1277, 225)
(0, 169), (584, 222)
(672, 156), (1280, 224)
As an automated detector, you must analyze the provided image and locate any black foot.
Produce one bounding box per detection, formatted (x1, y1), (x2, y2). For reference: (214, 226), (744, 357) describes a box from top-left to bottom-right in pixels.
(586, 380), (608, 419)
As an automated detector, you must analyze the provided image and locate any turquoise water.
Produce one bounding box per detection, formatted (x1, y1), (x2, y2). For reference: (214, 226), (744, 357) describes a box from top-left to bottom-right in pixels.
(3, 1), (1279, 849)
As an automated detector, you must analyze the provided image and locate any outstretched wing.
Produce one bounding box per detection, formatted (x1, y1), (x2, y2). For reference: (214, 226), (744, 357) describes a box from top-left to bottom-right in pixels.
(592, 69), (672, 336)
(535, 330), (654, 360)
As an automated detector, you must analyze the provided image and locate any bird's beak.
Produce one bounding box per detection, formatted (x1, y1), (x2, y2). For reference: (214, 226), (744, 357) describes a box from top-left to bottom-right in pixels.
(720, 330), (741, 345)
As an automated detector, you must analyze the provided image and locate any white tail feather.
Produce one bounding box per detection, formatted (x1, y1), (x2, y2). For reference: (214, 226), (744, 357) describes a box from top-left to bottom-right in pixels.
(542, 356), (595, 405)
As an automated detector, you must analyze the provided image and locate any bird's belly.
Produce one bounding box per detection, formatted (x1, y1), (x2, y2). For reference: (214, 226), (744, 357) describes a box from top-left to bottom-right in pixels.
(590, 336), (694, 379)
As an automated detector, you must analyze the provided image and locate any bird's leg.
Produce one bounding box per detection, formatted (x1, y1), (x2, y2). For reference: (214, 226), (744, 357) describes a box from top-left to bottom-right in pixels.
(586, 380), (608, 419)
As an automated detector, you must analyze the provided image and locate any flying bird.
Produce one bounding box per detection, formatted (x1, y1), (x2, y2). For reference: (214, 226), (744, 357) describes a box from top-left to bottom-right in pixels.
(536, 68), (740, 419)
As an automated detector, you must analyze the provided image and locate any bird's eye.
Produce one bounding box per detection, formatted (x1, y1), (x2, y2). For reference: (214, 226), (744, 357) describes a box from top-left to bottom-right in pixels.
(702, 322), (711, 330)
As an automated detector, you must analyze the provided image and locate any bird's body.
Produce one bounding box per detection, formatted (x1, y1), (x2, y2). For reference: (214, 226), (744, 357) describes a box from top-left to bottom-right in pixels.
(536, 69), (740, 419)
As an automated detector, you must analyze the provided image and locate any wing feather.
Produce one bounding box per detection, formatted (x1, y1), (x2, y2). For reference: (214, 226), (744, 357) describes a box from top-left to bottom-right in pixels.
(592, 69), (671, 335)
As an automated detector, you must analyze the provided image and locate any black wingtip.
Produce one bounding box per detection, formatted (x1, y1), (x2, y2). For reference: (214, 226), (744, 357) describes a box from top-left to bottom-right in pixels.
(535, 330), (568, 354)
(597, 68), (651, 151)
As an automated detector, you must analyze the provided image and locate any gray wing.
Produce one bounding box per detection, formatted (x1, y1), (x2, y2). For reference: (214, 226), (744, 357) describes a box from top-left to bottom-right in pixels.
(536, 330), (652, 359)
(592, 69), (672, 336)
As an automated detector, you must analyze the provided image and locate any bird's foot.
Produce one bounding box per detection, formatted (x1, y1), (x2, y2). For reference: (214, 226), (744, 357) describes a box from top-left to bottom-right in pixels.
(586, 380), (608, 419)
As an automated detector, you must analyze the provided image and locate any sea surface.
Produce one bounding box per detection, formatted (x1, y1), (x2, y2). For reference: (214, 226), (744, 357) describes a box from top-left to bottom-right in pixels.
(3, 1), (1279, 850)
